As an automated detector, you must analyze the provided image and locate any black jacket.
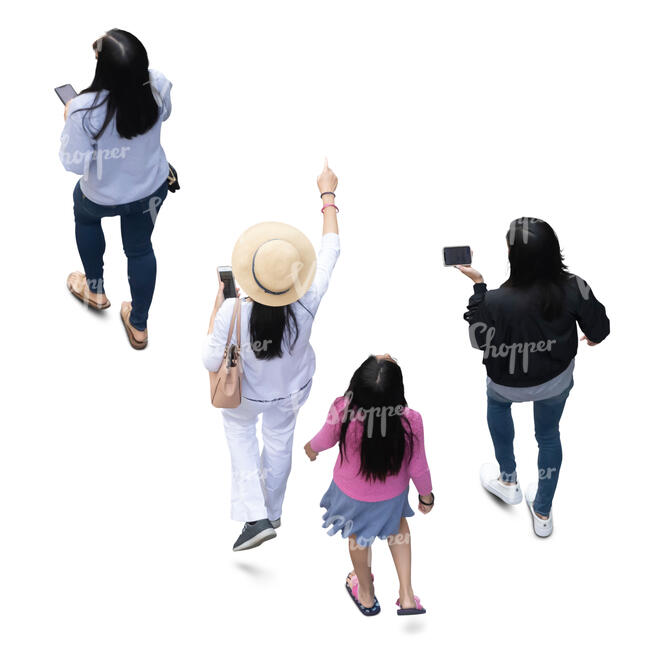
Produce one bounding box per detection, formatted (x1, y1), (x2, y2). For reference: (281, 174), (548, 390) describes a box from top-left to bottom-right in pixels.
(463, 275), (610, 387)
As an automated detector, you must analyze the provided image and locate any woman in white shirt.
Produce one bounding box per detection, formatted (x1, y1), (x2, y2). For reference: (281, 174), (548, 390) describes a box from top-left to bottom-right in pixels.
(59, 29), (172, 349)
(202, 161), (340, 551)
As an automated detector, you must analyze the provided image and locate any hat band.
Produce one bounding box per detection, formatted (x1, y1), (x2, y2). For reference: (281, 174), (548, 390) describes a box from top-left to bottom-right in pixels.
(251, 239), (292, 296)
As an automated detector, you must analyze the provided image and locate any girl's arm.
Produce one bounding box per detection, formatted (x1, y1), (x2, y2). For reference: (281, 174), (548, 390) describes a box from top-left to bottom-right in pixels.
(407, 411), (433, 499)
(305, 398), (345, 461)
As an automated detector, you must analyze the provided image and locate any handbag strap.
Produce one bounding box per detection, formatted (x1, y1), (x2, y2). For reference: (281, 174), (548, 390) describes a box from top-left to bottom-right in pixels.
(235, 298), (241, 348)
(223, 299), (241, 357)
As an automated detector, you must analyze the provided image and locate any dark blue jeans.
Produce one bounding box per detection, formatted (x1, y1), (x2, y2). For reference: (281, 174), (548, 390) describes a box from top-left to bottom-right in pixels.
(73, 180), (167, 331)
(486, 381), (573, 517)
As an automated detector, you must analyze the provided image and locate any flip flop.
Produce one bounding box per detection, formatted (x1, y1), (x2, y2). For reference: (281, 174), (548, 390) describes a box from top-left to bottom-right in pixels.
(120, 302), (148, 350)
(396, 596), (426, 616)
(66, 272), (111, 311)
(345, 573), (380, 617)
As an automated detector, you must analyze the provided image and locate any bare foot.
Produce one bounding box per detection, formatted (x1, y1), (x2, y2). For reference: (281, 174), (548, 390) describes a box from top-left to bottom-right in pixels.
(347, 572), (375, 609)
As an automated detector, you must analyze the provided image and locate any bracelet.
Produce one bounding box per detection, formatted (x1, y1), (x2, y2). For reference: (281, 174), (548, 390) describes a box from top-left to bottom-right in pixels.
(418, 493), (434, 506)
(320, 191), (336, 199)
(321, 203), (339, 213)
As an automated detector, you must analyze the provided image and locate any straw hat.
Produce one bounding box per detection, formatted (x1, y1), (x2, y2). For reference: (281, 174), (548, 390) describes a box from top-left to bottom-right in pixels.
(231, 221), (317, 307)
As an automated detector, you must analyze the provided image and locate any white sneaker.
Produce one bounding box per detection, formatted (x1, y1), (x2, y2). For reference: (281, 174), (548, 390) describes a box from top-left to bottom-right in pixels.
(479, 463), (522, 505)
(525, 484), (553, 538)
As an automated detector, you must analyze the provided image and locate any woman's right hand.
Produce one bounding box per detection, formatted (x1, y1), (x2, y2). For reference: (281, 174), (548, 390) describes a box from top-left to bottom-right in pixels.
(317, 158), (338, 194)
(455, 265), (484, 284)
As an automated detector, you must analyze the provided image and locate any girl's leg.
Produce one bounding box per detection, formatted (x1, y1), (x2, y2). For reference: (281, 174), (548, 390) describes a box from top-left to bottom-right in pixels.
(388, 517), (416, 609)
(486, 393), (517, 484)
(348, 535), (374, 608)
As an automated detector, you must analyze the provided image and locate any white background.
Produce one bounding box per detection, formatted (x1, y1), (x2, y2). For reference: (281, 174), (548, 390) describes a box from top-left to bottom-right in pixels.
(0, 1), (648, 648)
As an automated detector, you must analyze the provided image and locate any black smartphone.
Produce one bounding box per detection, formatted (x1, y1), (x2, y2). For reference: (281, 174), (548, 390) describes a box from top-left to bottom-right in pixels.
(443, 246), (472, 266)
(218, 266), (237, 299)
(55, 84), (78, 104)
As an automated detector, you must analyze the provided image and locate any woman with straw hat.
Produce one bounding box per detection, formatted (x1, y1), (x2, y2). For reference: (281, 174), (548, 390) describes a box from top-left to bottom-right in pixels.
(202, 160), (341, 551)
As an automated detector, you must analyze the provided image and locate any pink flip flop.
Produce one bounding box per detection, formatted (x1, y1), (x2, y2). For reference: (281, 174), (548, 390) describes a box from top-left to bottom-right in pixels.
(345, 573), (380, 616)
(396, 595), (426, 615)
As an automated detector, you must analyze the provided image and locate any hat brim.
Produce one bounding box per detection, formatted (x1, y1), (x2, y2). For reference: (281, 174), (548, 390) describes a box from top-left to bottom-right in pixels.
(232, 221), (317, 307)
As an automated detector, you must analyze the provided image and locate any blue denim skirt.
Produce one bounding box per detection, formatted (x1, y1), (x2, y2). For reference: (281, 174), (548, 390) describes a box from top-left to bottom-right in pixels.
(320, 481), (414, 547)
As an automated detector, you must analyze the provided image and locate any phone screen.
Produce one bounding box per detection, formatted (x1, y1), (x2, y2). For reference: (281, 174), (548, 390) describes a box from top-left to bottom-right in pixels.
(55, 84), (78, 105)
(218, 266), (237, 299)
(443, 246), (472, 266)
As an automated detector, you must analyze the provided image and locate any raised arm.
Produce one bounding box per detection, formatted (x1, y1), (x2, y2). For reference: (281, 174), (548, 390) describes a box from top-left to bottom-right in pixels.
(299, 160), (341, 315)
(456, 264), (491, 350)
(317, 158), (339, 235)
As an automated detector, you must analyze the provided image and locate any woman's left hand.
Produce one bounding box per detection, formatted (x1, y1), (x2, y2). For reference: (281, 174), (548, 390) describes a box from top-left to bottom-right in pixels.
(455, 265), (484, 284)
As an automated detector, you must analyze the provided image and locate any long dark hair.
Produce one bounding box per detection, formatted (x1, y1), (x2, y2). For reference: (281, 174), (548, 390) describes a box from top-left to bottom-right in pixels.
(249, 302), (299, 360)
(73, 29), (159, 140)
(502, 218), (570, 320)
(339, 356), (413, 482)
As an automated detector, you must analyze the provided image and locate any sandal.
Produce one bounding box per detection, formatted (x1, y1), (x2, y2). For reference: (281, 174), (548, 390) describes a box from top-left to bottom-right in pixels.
(66, 272), (110, 310)
(120, 302), (148, 350)
(396, 595), (426, 616)
(345, 573), (380, 616)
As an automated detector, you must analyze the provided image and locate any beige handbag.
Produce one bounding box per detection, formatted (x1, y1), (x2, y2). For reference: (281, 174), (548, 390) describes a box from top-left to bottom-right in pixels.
(209, 299), (242, 408)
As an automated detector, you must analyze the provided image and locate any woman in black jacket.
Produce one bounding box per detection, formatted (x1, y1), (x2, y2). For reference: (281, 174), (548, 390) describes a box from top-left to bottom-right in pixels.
(457, 218), (609, 537)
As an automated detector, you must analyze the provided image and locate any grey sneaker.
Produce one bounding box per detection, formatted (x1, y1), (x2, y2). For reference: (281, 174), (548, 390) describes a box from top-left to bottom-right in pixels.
(270, 518), (281, 529)
(233, 519), (277, 552)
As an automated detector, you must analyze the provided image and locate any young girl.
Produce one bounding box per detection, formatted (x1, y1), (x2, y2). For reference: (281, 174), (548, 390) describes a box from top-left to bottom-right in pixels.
(304, 354), (434, 617)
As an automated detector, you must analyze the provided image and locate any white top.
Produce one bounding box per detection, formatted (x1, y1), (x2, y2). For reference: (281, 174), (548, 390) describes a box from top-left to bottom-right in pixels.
(203, 233), (340, 401)
(59, 69), (172, 205)
(487, 358), (574, 403)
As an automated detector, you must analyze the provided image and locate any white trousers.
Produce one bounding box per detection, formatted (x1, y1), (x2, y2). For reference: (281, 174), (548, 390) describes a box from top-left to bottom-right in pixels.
(221, 382), (312, 523)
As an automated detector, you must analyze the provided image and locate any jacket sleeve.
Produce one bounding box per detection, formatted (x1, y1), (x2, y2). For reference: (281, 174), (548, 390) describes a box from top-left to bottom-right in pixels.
(310, 398), (345, 453)
(463, 282), (491, 350)
(407, 411), (433, 496)
(573, 277), (610, 343)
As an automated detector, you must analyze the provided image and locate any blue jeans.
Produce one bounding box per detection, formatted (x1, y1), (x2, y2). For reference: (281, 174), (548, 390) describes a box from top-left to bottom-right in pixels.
(486, 381), (573, 516)
(73, 180), (167, 331)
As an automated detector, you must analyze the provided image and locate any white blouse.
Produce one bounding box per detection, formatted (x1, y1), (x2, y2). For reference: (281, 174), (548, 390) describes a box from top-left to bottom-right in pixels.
(202, 233), (340, 401)
(59, 69), (172, 205)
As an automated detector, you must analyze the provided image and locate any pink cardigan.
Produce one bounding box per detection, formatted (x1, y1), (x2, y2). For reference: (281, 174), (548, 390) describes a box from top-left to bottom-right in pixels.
(310, 397), (433, 502)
